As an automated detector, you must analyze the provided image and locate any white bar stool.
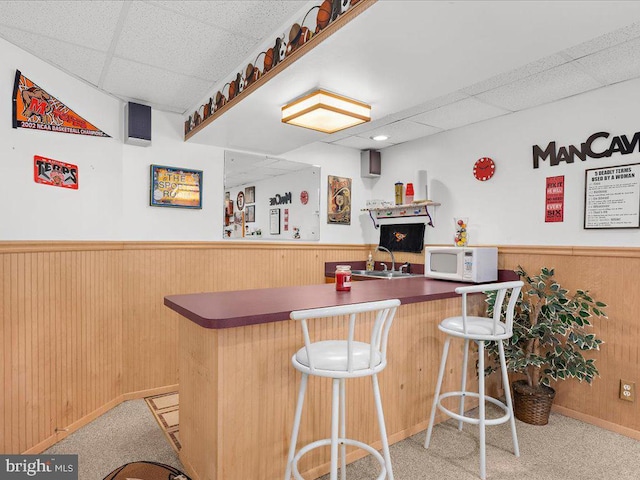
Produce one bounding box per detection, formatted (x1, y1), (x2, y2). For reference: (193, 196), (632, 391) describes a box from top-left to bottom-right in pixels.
(284, 299), (401, 480)
(424, 281), (523, 480)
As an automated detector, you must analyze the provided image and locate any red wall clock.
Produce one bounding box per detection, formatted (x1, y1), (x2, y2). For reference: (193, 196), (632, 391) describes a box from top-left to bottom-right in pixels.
(473, 157), (495, 181)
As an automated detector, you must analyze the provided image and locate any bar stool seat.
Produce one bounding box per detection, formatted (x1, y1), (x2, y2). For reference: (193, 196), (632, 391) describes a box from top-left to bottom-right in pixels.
(284, 299), (400, 480)
(294, 340), (382, 374)
(424, 281), (524, 480)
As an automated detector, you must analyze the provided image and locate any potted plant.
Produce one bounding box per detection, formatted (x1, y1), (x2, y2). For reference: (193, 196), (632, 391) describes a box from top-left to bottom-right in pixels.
(485, 266), (607, 425)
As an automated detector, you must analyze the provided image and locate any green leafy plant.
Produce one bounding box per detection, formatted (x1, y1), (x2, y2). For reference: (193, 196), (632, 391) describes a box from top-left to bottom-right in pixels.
(485, 266), (607, 389)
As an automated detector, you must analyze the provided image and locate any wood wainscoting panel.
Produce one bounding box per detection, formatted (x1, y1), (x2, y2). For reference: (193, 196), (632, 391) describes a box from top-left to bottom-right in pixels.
(3, 241), (640, 456)
(0, 248), (123, 454)
(499, 248), (640, 434)
(202, 296), (485, 480)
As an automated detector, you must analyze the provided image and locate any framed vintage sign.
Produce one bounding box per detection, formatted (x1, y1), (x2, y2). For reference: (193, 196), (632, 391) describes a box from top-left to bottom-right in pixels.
(584, 163), (640, 229)
(327, 175), (351, 224)
(150, 165), (202, 209)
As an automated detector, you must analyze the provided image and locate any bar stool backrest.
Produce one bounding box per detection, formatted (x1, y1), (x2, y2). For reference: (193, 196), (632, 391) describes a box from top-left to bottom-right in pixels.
(455, 281), (524, 336)
(290, 299), (400, 374)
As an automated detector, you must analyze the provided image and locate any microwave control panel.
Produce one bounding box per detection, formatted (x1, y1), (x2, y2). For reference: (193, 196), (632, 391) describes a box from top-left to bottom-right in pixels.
(463, 251), (473, 280)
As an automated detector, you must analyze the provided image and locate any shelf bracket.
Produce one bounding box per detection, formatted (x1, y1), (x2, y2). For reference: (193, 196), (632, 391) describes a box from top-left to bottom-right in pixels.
(369, 210), (379, 229)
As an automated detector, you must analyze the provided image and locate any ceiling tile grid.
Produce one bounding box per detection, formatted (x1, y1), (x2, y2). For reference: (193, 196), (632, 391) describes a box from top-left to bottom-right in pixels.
(409, 97), (511, 131)
(461, 54), (569, 96)
(563, 21), (640, 59)
(149, 0), (308, 42)
(356, 120), (442, 145)
(0, 0), (125, 51)
(103, 57), (212, 112)
(114, 1), (255, 82)
(574, 36), (640, 86)
(474, 62), (604, 113)
(0, 25), (106, 85)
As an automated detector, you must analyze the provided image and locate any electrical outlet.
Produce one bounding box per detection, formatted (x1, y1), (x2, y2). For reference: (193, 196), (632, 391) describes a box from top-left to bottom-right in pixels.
(620, 380), (635, 402)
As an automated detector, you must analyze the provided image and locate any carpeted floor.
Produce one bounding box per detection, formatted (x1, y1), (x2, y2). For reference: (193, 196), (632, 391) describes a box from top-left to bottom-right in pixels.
(43, 399), (183, 480)
(43, 399), (640, 480)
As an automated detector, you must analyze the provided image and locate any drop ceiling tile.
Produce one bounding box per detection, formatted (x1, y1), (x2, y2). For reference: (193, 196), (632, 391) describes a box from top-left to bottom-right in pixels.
(575, 37), (640, 85)
(149, 1), (308, 42)
(475, 62), (603, 112)
(0, 27), (105, 86)
(563, 21), (640, 59)
(115, 1), (255, 82)
(357, 120), (441, 144)
(462, 54), (568, 96)
(0, 1), (124, 51)
(330, 136), (394, 151)
(409, 97), (510, 130)
(103, 57), (212, 112)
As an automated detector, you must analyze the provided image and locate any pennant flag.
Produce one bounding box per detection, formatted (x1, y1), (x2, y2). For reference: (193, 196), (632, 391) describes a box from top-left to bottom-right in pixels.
(12, 70), (110, 138)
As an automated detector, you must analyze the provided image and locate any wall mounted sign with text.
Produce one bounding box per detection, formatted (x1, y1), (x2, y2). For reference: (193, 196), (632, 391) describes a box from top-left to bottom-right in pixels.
(150, 165), (202, 209)
(584, 163), (639, 229)
(33, 155), (78, 189)
(12, 70), (110, 138)
(545, 176), (564, 223)
(532, 130), (640, 169)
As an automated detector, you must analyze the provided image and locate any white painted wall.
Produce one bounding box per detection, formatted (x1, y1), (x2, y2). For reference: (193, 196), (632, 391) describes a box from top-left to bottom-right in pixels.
(3, 34), (639, 247)
(371, 78), (640, 247)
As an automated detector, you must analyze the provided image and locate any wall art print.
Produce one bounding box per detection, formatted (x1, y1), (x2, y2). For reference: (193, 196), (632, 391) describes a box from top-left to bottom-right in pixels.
(34, 155), (78, 190)
(150, 165), (202, 209)
(327, 175), (351, 225)
(184, 0), (367, 137)
(12, 70), (110, 138)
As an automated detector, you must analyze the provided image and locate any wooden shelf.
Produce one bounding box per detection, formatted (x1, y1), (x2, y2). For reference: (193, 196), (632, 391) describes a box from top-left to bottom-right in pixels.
(361, 202), (440, 228)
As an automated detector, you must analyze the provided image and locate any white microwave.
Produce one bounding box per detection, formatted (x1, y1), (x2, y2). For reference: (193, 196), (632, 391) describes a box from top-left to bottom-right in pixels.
(424, 246), (498, 283)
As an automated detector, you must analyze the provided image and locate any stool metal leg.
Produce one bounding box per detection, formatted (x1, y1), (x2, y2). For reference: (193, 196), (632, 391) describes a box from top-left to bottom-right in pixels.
(284, 373), (308, 480)
(499, 340), (520, 457)
(424, 337), (451, 449)
(458, 338), (470, 431)
(478, 341), (486, 480)
(372, 373), (394, 480)
(340, 378), (346, 480)
(330, 378), (340, 480)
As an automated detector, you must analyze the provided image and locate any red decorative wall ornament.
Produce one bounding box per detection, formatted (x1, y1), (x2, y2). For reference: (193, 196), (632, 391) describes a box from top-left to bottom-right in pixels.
(300, 190), (309, 205)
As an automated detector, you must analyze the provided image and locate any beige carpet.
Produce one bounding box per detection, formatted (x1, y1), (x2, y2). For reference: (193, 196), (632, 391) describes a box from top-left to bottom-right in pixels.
(143, 393), (640, 480)
(144, 392), (181, 453)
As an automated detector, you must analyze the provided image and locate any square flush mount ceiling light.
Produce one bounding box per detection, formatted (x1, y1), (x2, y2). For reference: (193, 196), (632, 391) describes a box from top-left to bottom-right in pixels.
(281, 89), (371, 134)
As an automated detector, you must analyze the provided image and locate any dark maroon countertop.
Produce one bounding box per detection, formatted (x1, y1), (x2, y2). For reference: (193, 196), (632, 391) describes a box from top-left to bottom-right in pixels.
(165, 277), (473, 330)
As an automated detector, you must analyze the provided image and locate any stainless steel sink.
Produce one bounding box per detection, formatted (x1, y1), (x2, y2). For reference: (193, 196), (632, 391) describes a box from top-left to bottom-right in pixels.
(351, 269), (421, 279)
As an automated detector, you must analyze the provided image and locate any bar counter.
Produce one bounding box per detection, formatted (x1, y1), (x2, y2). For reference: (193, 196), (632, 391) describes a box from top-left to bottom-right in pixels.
(164, 277), (490, 480)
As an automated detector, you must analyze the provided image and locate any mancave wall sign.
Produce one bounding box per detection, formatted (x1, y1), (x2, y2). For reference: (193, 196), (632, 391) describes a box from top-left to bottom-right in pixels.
(12, 70), (110, 138)
(532, 129), (640, 169)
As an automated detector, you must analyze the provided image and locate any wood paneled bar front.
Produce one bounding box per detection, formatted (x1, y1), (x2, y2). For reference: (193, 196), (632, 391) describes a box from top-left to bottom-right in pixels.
(164, 277), (486, 480)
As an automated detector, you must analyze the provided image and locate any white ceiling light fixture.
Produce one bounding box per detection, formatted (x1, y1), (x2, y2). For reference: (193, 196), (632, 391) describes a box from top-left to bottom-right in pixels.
(281, 89), (371, 134)
(371, 134), (389, 141)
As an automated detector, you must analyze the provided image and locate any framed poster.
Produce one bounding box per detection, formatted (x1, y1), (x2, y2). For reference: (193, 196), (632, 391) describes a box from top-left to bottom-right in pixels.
(246, 204), (255, 223)
(584, 163), (640, 229)
(270, 208), (280, 235)
(150, 165), (202, 208)
(245, 186), (255, 204)
(327, 175), (351, 224)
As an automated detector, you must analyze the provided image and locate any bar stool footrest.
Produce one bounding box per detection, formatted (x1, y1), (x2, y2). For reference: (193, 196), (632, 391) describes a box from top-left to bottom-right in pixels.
(437, 391), (512, 426)
(291, 437), (387, 480)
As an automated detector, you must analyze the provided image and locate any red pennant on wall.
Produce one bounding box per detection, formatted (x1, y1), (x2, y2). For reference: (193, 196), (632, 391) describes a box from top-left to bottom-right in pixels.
(12, 70), (110, 138)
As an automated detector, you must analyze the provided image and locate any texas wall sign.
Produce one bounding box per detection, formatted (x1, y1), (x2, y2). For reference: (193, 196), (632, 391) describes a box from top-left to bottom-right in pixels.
(532, 129), (640, 168)
(12, 70), (110, 138)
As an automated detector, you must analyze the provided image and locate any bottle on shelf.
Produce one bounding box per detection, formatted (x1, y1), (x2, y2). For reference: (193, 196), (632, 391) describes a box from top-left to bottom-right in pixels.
(366, 252), (374, 271)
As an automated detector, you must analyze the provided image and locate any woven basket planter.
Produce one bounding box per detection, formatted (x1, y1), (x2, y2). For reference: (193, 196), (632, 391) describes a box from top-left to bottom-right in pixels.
(512, 379), (556, 425)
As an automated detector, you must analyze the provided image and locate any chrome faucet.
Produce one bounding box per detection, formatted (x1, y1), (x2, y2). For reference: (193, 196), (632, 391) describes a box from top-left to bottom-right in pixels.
(375, 246), (395, 272)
